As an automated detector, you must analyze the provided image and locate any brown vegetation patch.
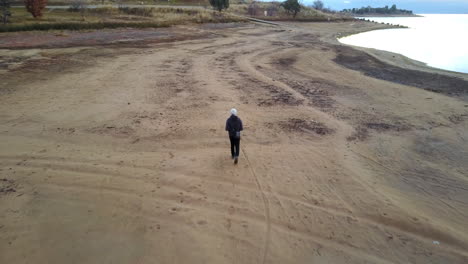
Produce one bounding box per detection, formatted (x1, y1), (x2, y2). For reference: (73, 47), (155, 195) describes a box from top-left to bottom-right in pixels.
(333, 45), (468, 96)
(0, 178), (17, 195)
(276, 57), (296, 67)
(270, 41), (287, 47)
(56, 127), (76, 135)
(0, 56), (24, 70)
(347, 121), (410, 141)
(215, 51), (303, 107)
(448, 113), (468, 124)
(11, 56), (79, 73)
(88, 125), (135, 138)
(257, 84), (304, 106)
(365, 122), (410, 132)
(277, 78), (336, 111)
(262, 59), (338, 111)
(0, 28), (216, 49)
(276, 118), (334, 135)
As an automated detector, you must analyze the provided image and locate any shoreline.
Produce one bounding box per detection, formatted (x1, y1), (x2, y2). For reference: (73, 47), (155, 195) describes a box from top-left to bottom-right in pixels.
(332, 22), (468, 78)
(1, 20), (466, 85)
(339, 40), (468, 78)
(354, 14), (422, 17)
(312, 21), (468, 97)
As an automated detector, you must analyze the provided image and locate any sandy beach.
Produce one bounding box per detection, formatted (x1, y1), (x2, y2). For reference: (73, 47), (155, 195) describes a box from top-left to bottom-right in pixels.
(1, 20), (467, 263)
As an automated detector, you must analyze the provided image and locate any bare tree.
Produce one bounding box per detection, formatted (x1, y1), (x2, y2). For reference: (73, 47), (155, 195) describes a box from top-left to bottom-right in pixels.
(69, 0), (87, 18)
(1, 0), (12, 24)
(312, 0), (323, 10)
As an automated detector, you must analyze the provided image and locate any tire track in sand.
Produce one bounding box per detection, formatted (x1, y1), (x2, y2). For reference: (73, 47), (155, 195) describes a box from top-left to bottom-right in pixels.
(241, 147), (271, 264)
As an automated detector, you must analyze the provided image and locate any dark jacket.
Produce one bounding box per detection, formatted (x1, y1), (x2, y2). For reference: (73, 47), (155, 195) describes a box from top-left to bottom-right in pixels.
(225, 115), (243, 138)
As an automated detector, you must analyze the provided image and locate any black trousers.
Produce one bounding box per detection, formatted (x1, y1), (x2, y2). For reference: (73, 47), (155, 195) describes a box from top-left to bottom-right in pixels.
(229, 136), (240, 158)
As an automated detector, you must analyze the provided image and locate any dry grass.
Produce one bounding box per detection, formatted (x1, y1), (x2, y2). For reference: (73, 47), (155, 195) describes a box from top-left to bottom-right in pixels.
(10, 0), (210, 5)
(1, 7), (245, 32)
(1, 1), (352, 32)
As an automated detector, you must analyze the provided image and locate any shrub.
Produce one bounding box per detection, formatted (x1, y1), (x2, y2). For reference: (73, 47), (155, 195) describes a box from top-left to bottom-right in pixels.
(118, 7), (154, 17)
(24, 0), (47, 18)
(281, 0), (301, 18)
(209, 0), (229, 12)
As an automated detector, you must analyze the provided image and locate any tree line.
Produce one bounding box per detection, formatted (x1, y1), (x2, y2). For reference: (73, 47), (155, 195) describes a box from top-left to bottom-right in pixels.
(342, 5), (413, 15)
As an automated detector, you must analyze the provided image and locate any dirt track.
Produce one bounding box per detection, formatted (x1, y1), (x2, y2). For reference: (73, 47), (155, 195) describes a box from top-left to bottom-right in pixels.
(1, 21), (468, 263)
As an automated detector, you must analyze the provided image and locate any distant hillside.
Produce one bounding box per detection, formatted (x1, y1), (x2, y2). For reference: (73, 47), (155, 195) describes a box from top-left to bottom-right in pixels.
(342, 5), (415, 16)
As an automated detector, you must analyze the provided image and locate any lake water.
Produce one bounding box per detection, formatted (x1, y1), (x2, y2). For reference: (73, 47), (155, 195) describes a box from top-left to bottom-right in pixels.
(339, 14), (468, 74)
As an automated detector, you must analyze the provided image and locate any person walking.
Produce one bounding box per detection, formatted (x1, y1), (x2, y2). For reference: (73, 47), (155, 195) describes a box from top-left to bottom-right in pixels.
(225, 108), (243, 164)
